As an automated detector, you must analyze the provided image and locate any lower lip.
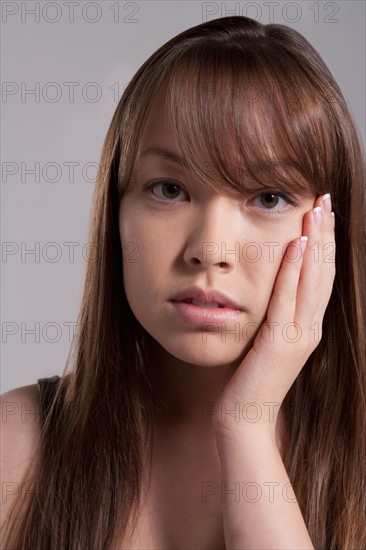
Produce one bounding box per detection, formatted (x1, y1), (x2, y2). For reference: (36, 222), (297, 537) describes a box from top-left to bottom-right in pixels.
(169, 300), (241, 325)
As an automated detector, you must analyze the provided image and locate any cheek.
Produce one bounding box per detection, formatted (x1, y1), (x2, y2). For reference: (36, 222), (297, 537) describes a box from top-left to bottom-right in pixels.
(238, 240), (285, 322)
(119, 210), (169, 314)
(120, 242), (156, 333)
(242, 239), (284, 270)
(119, 200), (170, 258)
(251, 235), (302, 309)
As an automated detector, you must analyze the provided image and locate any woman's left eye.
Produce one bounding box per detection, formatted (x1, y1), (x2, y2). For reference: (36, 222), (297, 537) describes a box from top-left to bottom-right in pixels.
(143, 180), (188, 202)
(252, 192), (296, 216)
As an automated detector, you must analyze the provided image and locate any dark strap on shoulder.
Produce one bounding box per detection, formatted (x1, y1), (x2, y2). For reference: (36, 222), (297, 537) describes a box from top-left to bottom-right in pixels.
(37, 375), (61, 429)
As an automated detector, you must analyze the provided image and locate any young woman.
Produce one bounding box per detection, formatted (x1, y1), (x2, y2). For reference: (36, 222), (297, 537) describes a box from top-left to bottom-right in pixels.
(2, 15), (365, 549)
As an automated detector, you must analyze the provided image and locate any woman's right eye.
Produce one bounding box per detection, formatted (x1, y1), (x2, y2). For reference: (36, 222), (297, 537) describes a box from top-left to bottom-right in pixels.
(142, 179), (189, 203)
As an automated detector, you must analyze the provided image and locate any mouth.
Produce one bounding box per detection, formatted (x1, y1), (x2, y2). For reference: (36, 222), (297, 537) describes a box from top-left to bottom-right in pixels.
(180, 298), (226, 309)
(170, 286), (243, 312)
(169, 299), (242, 325)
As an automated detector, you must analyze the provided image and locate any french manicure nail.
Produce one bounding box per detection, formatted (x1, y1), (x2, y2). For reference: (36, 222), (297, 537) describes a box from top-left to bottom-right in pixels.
(313, 206), (322, 229)
(321, 193), (332, 215)
(299, 235), (308, 254)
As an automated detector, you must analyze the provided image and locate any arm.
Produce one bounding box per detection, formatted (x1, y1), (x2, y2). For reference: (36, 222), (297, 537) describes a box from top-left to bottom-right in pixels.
(212, 194), (335, 548)
(216, 430), (314, 549)
(0, 385), (41, 537)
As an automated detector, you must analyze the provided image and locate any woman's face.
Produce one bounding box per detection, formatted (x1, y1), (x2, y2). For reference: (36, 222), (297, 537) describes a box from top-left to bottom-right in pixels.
(119, 85), (317, 368)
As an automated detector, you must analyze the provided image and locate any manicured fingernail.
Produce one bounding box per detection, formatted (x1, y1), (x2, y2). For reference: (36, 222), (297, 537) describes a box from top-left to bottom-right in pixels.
(313, 206), (322, 229)
(299, 235), (308, 254)
(321, 193), (332, 215)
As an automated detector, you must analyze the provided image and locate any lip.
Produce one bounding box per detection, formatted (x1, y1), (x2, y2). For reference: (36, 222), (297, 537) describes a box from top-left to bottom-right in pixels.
(170, 285), (243, 310)
(169, 300), (241, 325)
(169, 285), (244, 325)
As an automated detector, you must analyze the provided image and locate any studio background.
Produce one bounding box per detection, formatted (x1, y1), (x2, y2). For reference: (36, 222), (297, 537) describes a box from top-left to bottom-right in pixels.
(2, 0), (365, 392)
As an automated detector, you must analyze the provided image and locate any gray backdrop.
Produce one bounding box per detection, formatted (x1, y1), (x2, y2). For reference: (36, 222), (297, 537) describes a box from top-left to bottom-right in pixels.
(2, 0), (365, 392)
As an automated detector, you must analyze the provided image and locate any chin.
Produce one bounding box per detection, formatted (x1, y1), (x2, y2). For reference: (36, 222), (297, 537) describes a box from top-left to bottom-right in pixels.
(157, 337), (248, 368)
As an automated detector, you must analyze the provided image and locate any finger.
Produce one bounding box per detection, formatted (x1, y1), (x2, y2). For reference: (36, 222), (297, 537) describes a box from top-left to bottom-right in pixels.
(298, 202), (323, 298)
(318, 195), (336, 309)
(265, 235), (308, 327)
(296, 196), (336, 332)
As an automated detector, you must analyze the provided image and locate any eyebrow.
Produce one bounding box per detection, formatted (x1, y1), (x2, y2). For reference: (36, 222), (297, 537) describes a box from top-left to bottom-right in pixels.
(139, 146), (314, 197)
(140, 146), (189, 168)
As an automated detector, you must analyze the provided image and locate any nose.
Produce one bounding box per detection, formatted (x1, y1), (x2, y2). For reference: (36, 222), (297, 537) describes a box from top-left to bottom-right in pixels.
(183, 195), (240, 272)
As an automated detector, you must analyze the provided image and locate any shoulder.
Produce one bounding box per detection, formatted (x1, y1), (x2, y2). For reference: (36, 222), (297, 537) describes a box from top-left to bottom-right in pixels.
(0, 384), (41, 527)
(1, 383), (41, 467)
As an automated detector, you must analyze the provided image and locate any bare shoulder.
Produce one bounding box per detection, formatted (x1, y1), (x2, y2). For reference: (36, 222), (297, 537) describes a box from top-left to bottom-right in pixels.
(1, 383), (41, 478)
(0, 384), (41, 526)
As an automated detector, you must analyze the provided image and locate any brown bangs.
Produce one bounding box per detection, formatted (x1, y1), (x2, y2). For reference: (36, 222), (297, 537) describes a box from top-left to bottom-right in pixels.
(164, 39), (335, 199)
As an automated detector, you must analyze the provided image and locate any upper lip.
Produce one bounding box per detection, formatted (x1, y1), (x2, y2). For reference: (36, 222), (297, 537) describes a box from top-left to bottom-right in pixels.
(170, 285), (243, 310)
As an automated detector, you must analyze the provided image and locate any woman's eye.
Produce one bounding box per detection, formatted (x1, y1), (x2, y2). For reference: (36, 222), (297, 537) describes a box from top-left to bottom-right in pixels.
(252, 192), (296, 215)
(143, 181), (296, 215)
(143, 180), (188, 202)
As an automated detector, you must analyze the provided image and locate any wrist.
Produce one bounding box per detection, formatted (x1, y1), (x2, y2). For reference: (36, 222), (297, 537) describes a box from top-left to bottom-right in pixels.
(214, 422), (278, 453)
(211, 397), (286, 453)
(213, 416), (288, 465)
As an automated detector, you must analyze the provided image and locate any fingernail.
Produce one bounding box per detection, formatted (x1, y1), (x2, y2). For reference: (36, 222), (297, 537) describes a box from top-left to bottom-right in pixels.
(313, 206), (322, 229)
(321, 193), (332, 215)
(299, 235), (308, 254)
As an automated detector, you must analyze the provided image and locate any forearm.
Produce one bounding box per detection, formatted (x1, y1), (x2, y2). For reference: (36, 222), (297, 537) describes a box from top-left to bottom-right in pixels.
(216, 431), (314, 550)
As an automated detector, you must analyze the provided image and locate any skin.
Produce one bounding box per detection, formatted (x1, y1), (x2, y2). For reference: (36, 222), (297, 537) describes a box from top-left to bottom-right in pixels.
(119, 83), (336, 548)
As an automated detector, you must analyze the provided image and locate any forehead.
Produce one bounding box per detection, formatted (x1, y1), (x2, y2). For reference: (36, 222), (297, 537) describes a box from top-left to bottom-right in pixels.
(137, 81), (243, 173)
(138, 83), (177, 153)
(132, 75), (318, 199)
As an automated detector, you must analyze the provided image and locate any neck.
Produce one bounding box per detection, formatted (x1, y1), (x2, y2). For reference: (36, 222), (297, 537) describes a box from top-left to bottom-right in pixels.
(144, 332), (240, 433)
(142, 332), (288, 456)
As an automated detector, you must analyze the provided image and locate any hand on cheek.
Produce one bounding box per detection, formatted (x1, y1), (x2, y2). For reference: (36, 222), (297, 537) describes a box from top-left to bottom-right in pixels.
(213, 194), (336, 439)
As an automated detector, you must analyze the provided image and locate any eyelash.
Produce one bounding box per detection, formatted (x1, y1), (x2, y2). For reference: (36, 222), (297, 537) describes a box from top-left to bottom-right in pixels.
(142, 179), (298, 217)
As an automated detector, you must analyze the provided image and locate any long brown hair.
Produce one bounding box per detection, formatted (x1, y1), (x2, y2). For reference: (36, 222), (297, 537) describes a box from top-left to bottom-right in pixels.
(4, 15), (366, 549)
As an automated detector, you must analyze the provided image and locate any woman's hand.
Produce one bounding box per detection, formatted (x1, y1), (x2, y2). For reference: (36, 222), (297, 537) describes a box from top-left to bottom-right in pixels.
(212, 194), (334, 549)
(212, 193), (336, 441)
